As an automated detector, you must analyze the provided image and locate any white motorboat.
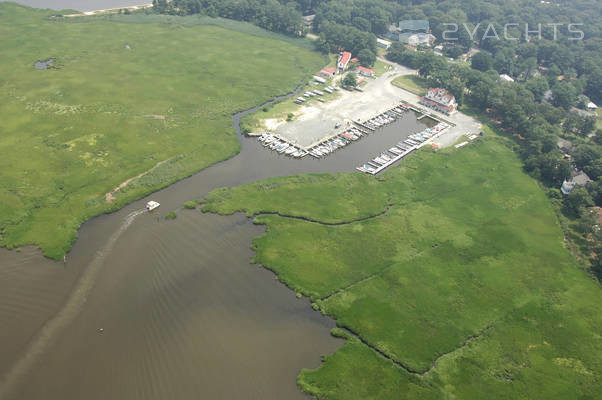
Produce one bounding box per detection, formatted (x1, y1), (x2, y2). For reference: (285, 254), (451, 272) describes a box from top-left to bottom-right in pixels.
(146, 201), (160, 211)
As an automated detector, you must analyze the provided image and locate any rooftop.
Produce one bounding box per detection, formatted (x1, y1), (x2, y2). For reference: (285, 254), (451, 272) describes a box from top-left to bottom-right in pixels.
(338, 51), (352, 66)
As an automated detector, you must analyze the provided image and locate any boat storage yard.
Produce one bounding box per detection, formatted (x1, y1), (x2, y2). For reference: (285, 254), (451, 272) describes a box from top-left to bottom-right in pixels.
(255, 101), (452, 175)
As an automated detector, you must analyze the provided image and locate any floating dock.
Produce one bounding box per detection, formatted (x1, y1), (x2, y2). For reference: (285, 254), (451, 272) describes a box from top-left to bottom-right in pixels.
(356, 119), (452, 175)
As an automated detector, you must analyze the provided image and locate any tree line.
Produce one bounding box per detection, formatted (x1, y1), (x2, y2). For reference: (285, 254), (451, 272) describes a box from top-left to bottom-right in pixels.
(152, 0), (304, 36)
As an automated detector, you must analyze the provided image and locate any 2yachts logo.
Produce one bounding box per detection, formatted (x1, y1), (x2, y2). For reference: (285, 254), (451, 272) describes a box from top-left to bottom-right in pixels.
(442, 23), (584, 41)
(394, 20), (585, 42)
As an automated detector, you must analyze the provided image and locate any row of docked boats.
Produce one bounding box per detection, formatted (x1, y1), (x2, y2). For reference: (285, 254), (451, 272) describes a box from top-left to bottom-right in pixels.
(356, 121), (451, 174)
(356, 140), (415, 174)
(359, 104), (411, 131)
(257, 133), (308, 158)
(308, 103), (413, 158)
(404, 121), (449, 145)
(307, 126), (367, 157)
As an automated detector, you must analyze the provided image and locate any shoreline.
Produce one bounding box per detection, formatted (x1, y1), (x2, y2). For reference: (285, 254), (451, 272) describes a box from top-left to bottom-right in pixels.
(62, 2), (152, 17)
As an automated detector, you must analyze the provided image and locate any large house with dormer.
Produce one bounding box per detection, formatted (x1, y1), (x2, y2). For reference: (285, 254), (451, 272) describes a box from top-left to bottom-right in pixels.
(419, 88), (457, 114)
(337, 51), (352, 71)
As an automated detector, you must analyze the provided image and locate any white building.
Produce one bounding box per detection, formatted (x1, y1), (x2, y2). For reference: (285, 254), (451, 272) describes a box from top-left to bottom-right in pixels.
(500, 74), (514, 83)
(419, 88), (457, 114)
(376, 38), (392, 49)
(561, 180), (577, 195)
(406, 33), (435, 47)
(561, 171), (593, 195)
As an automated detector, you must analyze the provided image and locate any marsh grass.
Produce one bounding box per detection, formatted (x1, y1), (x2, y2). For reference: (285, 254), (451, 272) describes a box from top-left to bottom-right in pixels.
(0, 3), (326, 259)
(204, 136), (602, 399)
(183, 200), (199, 210)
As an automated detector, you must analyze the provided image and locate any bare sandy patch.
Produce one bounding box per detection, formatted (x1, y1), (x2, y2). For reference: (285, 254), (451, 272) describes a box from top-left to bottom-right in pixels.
(104, 156), (176, 203)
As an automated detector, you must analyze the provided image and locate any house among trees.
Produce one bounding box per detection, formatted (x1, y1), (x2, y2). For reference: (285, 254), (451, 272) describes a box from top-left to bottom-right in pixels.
(419, 88), (457, 114)
(385, 20), (435, 47)
(403, 32), (435, 47)
(337, 51), (352, 71)
(302, 14), (315, 27)
(561, 171), (592, 195)
(376, 38), (392, 49)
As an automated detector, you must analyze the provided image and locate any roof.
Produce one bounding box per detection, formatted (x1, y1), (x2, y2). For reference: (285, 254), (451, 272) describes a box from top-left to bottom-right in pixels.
(500, 74), (514, 82)
(320, 67), (337, 75)
(561, 171), (592, 194)
(377, 38), (392, 45)
(351, 58), (359, 63)
(338, 51), (352, 65)
(358, 66), (375, 74)
(561, 180), (576, 195)
(587, 101), (598, 109)
(422, 88), (456, 110)
(557, 137), (573, 151)
(572, 171), (592, 185)
(427, 88), (454, 100)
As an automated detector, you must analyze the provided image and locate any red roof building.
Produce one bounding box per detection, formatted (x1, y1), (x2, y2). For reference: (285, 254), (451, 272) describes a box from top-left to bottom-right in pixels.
(419, 88), (457, 114)
(357, 66), (375, 77)
(337, 51), (352, 71)
(320, 67), (337, 77)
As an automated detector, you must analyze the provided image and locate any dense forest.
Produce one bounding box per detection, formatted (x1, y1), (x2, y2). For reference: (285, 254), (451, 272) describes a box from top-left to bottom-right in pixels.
(153, 0), (601, 277)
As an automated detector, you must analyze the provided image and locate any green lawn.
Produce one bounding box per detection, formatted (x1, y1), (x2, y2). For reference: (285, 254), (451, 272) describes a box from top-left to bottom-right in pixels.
(203, 136), (602, 398)
(0, 3), (326, 259)
(371, 59), (390, 76)
(392, 75), (428, 96)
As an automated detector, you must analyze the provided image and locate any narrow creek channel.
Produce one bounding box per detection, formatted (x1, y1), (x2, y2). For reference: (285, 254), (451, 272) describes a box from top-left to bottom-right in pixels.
(0, 89), (432, 400)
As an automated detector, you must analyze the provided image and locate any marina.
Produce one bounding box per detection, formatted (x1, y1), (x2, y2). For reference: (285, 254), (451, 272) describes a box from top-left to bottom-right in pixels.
(254, 99), (454, 175)
(254, 102), (429, 159)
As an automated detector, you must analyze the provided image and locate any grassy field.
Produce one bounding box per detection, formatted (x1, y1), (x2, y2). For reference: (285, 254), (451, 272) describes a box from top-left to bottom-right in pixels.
(202, 136), (602, 398)
(0, 3), (326, 259)
(392, 75), (428, 96)
(371, 59), (391, 76)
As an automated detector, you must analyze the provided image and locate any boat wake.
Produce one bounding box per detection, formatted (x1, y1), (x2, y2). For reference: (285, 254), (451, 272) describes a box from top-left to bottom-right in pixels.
(0, 209), (146, 400)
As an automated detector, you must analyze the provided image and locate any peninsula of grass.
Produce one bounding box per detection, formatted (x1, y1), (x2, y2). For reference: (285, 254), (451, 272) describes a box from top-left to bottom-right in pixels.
(391, 75), (428, 96)
(203, 136), (602, 398)
(0, 3), (326, 259)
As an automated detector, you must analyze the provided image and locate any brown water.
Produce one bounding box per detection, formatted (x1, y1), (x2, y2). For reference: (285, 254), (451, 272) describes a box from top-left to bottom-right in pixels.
(0, 100), (430, 399)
